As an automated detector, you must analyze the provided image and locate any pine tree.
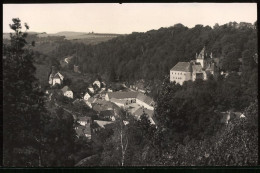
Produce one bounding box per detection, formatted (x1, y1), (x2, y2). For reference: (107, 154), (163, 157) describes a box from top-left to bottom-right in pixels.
(3, 18), (48, 166)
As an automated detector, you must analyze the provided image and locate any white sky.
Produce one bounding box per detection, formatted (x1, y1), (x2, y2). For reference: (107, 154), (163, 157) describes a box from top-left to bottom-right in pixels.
(3, 3), (257, 34)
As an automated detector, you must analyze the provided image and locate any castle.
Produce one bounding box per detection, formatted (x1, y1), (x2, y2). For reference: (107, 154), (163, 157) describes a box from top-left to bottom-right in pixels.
(170, 47), (220, 85)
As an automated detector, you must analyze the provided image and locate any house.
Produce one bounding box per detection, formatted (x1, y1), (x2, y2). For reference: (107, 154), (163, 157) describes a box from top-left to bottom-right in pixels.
(123, 120), (129, 125)
(99, 110), (116, 121)
(88, 86), (95, 94)
(106, 91), (155, 110)
(170, 47), (220, 85)
(49, 72), (64, 86)
(83, 92), (91, 101)
(49, 66), (64, 86)
(64, 56), (73, 64)
(93, 80), (101, 88)
(75, 125), (91, 139)
(77, 116), (91, 126)
(136, 93), (155, 110)
(61, 86), (73, 98)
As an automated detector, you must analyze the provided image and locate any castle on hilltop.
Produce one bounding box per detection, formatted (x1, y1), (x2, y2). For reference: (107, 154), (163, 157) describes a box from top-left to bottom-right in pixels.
(170, 46), (220, 85)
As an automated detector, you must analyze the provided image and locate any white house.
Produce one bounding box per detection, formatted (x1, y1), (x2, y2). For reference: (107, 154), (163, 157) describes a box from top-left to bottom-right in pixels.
(88, 87), (95, 94)
(83, 92), (91, 101)
(93, 80), (101, 88)
(61, 86), (73, 98)
(49, 72), (64, 86)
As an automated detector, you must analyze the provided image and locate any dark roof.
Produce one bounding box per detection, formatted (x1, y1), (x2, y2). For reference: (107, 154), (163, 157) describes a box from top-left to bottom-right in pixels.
(170, 62), (191, 72)
(61, 86), (71, 93)
(107, 91), (139, 99)
(78, 116), (91, 122)
(100, 110), (114, 117)
(92, 103), (107, 112)
(110, 98), (127, 105)
(136, 93), (154, 105)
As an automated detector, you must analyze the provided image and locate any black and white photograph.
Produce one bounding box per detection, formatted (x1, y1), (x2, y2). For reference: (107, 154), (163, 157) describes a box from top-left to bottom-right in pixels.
(2, 3), (258, 167)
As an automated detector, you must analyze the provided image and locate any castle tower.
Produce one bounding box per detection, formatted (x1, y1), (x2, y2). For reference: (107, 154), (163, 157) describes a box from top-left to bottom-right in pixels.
(196, 46), (206, 68)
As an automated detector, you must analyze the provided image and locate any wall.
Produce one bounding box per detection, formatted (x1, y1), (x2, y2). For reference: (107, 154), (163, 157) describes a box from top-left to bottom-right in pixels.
(170, 70), (191, 85)
(65, 91), (73, 98)
(196, 59), (204, 68)
(84, 93), (90, 100)
(53, 78), (61, 86)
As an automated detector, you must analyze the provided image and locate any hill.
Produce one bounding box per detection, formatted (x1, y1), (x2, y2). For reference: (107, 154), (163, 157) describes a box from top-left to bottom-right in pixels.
(49, 22), (257, 81)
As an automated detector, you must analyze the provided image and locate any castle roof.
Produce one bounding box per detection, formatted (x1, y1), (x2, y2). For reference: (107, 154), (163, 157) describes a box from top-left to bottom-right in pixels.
(170, 62), (191, 72)
(197, 46), (206, 59)
(192, 64), (203, 73)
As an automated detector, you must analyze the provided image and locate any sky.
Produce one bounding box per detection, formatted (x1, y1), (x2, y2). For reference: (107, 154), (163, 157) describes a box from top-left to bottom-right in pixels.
(3, 3), (257, 34)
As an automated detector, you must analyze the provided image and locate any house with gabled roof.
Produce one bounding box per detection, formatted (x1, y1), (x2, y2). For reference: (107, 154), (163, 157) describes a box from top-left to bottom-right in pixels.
(83, 92), (91, 101)
(136, 93), (154, 110)
(49, 66), (64, 86)
(105, 91), (138, 101)
(93, 80), (101, 88)
(61, 86), (73, 98)
(99, 110), (116, 121)
(88, 85), (95, 94)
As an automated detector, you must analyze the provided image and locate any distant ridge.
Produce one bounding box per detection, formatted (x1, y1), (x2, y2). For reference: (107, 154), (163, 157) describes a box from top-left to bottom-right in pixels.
(3, 31), (123, 40)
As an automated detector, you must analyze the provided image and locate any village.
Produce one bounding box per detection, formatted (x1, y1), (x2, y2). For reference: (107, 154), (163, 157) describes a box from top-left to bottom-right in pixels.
(44, 46), (247, 143)
(45, 61), (156, 142)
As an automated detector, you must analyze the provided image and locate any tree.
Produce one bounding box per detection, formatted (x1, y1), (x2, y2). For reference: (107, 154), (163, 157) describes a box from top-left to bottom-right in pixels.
(3, 18), (48, 166)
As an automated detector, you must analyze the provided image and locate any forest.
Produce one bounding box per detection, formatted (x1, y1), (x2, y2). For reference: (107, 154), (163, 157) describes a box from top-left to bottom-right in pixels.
(3, 18), (258, 166)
